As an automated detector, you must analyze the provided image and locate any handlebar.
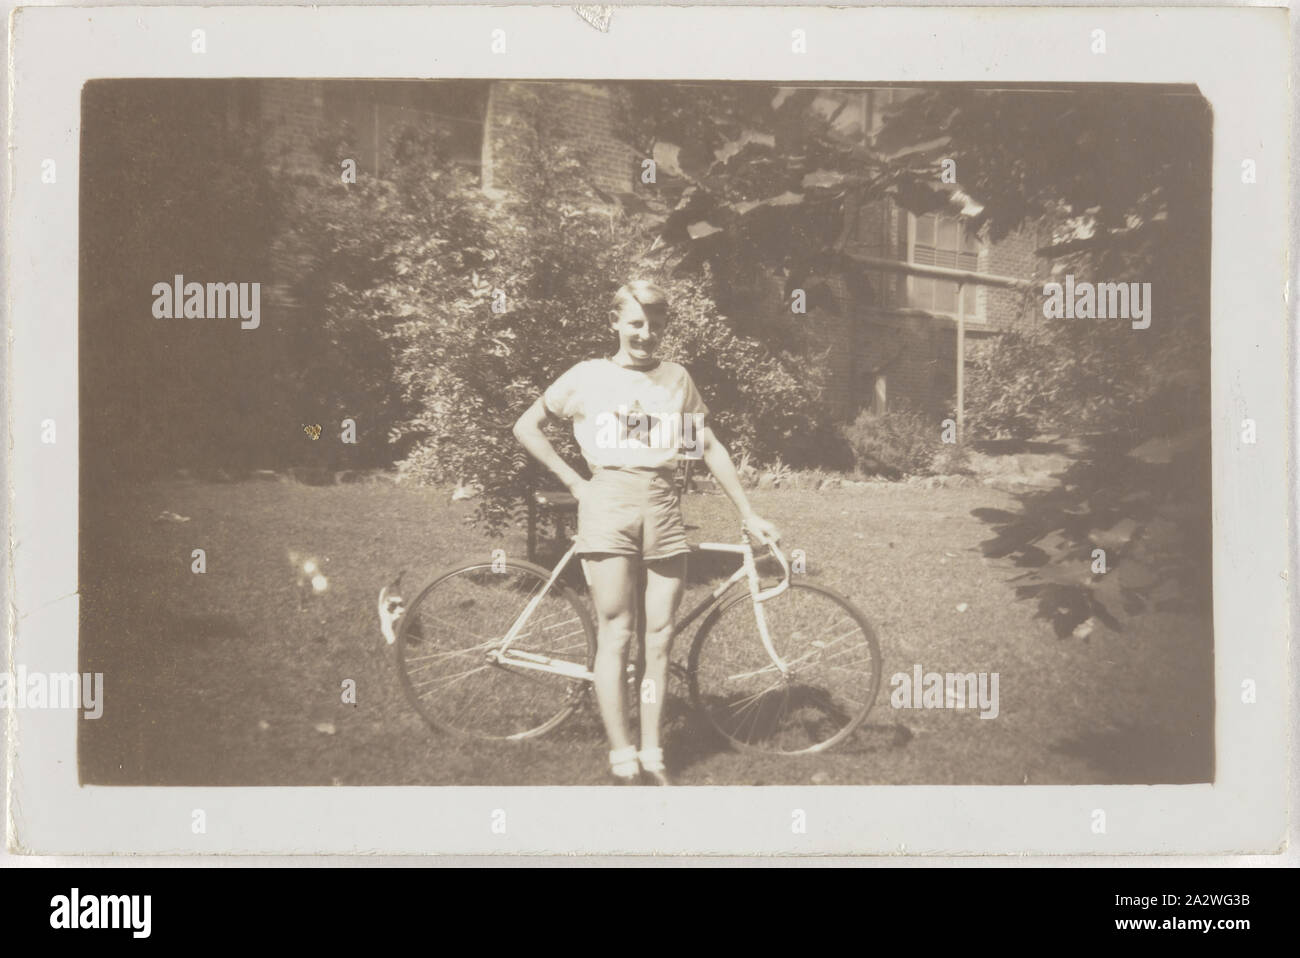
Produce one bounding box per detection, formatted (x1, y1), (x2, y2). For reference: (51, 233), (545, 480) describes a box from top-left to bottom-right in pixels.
(742, 528), (791, 602)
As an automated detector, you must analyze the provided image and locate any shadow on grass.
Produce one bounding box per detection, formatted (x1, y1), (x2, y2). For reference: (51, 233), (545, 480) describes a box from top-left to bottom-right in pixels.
(666, 674), (911, 773)
(1050, 723), (1212, 784)
(667, 718), (913, 776)
(971, 430), (1212, 639)
(551, 660), (909, 776)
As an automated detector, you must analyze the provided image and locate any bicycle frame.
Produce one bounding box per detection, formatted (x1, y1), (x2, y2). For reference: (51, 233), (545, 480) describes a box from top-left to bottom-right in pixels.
(485, 536), (792, 683)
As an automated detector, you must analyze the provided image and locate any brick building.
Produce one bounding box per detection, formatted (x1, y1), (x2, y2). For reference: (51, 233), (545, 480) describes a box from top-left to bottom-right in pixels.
(253, 79), (1044, 423)
(779, 88), (1046, 420)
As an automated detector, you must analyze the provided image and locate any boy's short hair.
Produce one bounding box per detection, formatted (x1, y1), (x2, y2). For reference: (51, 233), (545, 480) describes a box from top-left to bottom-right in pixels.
(611, 280), (669, 315)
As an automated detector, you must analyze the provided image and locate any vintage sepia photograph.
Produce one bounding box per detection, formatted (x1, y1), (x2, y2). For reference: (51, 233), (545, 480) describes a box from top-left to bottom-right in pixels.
(76, 77), (1216, 789)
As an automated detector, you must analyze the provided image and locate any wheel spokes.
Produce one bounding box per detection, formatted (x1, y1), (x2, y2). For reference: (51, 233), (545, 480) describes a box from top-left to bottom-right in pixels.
(693, 585), (880, 753)
(397, 564), (594, 740)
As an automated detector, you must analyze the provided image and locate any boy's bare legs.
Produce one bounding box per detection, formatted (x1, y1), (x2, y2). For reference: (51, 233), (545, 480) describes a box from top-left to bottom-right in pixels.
(639, 554), (687, 778)
(584, 555), (639, 774)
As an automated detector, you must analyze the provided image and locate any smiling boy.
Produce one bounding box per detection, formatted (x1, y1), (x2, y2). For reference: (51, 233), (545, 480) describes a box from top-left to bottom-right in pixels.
(513, 280), (779, 784)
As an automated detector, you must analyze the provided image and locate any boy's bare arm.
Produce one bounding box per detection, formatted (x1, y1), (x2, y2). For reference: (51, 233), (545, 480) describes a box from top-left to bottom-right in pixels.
(698, 426), (757, 521)
(512, 399), (586, 493)
(698, 426), (781, 541)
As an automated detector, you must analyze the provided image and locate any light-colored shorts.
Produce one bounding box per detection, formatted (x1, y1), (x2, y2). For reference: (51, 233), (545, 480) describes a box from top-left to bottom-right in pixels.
(574, 466), (688, 562)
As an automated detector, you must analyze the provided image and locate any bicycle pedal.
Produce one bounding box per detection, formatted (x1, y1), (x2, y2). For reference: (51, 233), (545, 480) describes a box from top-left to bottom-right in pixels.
(377, 585), (405, 646)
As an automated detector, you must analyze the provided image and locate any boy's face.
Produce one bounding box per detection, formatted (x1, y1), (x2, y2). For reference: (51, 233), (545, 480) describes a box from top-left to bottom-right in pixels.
(610, 300), (668, 363)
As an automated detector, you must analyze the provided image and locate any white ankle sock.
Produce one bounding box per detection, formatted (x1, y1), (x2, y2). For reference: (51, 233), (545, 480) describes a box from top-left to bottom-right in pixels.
(609, 746), (639, 778)
(638, 747), (665, 772)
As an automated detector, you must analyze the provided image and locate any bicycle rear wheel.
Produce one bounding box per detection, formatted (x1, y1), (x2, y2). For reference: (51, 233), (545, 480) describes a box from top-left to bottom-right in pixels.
(687, 582), (882, 754)
(395, 559), (596, 740)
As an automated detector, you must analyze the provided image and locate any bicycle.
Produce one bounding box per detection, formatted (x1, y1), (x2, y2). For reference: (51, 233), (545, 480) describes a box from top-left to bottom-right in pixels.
(379, 530), (882, 755)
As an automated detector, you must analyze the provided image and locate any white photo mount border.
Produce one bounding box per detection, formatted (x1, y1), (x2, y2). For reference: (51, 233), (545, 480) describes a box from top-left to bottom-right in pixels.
(5, 4), (1290, 856)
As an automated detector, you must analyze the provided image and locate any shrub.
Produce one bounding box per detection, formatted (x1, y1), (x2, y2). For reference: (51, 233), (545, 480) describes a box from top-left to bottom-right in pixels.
(962, 264), (1209, 444)
(928, 442), (972, 477)
(962, 331), (1058, 440)
(654, 270), (843, 469)
(841, 405), (964, 478)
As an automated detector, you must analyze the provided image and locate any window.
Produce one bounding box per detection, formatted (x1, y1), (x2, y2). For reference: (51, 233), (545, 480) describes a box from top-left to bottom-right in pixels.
(908, 212), (982, 320)
(321, 80), (487, 181)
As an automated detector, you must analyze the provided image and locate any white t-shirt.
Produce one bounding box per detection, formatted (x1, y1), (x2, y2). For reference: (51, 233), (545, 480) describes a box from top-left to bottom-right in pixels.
(542, 358), (710, 470)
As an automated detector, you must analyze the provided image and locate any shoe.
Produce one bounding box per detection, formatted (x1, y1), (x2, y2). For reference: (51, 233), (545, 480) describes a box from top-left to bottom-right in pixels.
(609, 771), (641, 786)
(640, 767), (674, 786)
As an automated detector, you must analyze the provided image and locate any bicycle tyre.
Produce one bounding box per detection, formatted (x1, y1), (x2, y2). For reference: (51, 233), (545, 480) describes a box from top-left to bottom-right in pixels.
(687, 581), (882, 755)
(395, 558), (596, 741)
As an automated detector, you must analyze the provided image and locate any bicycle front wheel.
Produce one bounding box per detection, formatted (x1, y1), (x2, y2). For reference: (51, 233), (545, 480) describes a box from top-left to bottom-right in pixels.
(688, 582), (882, 754)
(395, 560), (596, 741)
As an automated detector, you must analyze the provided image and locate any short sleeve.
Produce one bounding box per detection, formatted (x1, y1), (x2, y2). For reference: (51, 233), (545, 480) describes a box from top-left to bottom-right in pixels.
(681, 367), (710, 428)
(542, 362), (584, 420)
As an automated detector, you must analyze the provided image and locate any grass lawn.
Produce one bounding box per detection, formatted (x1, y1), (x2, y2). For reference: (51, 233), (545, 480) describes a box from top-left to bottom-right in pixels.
(79, 475), (1213, 786)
